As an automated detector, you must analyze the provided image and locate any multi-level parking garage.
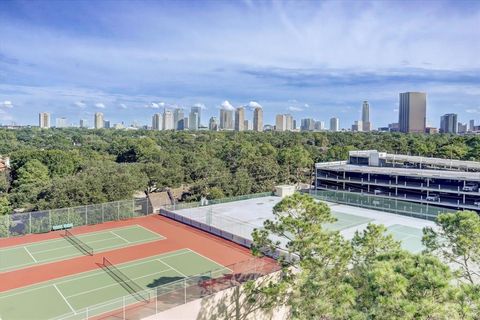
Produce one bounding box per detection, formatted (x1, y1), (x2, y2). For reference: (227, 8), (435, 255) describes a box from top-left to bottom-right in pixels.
(315, 150), (480, 212)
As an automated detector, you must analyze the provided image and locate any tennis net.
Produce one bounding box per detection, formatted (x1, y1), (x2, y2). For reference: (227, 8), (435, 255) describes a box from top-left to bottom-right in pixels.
(102, 257), (150, 303)
(64, 229), (94, 256)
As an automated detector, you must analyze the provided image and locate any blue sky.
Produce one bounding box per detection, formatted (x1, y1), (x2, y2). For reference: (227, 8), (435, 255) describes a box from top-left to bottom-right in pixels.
(0, 0), (479, 128)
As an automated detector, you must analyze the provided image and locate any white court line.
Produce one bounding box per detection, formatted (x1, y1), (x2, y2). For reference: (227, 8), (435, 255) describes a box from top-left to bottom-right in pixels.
(0, 249), (193, 299)
(0, 225), (143, 252)
(53, 284), (76, 315)
(135, 224), (166, 239)
(158, 260), (188, 278)
(185, 248), (233, 273)
(23, 247), (37, 263)
(109, 231), (130, 244)
(0, 237), (156, 273)
(65, 267), (172, 299)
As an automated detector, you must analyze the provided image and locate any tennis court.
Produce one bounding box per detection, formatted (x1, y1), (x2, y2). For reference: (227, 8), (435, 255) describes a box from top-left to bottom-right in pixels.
(0, 248), (230, 320)
(0, 225), (164, 273)
(387, 224), (425, 253)
(325, 211), (373, 231)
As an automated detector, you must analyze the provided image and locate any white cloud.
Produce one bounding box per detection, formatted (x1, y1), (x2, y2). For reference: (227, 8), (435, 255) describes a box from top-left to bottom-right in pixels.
(246, 101), (262, 109)
(288, 106), (303, 112)
(304, 103), (310, 108)
(466, 108), (480, 114)
(74, 101), (86, 108)
(1, 100), (13, 108)
(119, 103), (127, 109)
(95, 103), (106, 109)
(220, 100), (235, 110)
(146, 102), (159, 109)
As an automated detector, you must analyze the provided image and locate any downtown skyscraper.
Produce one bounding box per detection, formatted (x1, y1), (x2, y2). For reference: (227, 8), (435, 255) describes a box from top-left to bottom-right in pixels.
(399, 92), (426, 133)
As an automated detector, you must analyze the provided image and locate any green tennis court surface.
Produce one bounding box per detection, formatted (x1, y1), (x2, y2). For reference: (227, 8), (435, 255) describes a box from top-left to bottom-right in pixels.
(0, 248), (230, 320)
(325, 211), (373, 231)
(387, 224), (425, 253)
(0, 225), (164, 272)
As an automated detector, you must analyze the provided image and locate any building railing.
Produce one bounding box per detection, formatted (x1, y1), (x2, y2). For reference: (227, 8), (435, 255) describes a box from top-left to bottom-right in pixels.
(53, 257), (280, 320)
(0, 192), (275, 238)
(307, 189), (451, 221)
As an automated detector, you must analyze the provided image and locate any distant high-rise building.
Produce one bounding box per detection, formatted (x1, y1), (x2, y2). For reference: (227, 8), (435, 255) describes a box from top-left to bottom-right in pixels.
(79, 119), (87, 128)
(301, 118), (315, 131)
(94, 112), (104, 129)
(293, 119), (297, 130)
(39, 112), (51, 128)
(56, 117), (68, 128)
(183, 117), (189, 130)
(209, 117), (218, 131)
(174, 108), (184, 130)
(244, 120), (252, 131)
(163, 110), (174, 130)
(315, 121), (325, 131)
(399, 92), (426, 133)
(330, 117), (339, 132)
(440, 113), (457, 134)
(253, 107), (263, 132)
(352, 120), (363, 132)
(152, 113), (163, 130)
(189, 111), (199, 130)
(103, 120), (110, 129)
(458, 123), (468, 134)
(361, 101), (371, 131)
(235, 107), (245, 131)
(275, 114), (286, 131)
(469, 120), (475, 132)
(388, 122), (400, 132)
(220, 109), (234, 130)
(191, 106), (202, 127)
(285, 114), (293, 131)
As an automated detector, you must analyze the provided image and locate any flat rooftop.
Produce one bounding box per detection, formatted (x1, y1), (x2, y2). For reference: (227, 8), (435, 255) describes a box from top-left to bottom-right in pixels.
(316, 163), (480, 181)
(173, 196), (435, 254)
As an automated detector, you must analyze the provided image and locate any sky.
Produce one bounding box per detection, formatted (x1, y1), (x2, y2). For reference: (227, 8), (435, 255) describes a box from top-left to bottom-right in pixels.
(0, 0), (479, 128)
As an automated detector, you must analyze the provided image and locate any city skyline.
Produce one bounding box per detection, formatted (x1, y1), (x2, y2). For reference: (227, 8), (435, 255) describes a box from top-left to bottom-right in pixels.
(0, 1), (479, 127)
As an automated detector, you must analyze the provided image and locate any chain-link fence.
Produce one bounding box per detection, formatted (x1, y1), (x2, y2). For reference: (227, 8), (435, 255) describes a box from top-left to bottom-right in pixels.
(0, 198), (151, 238)
(53, 257), (280, 320)
(307, 189), (451, 220)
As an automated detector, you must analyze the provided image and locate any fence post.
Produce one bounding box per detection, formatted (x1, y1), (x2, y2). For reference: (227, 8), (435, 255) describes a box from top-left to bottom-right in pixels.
(29, 212), (32, 234)
(155, 288), (158, 314)
(117, 201), (120, 221)
(102, 203), (104, 223)
(184, 279), (187, 304)
(123, 296), (126, 319)
(85, 206), (88, 225)
(86, 307), (89, 319)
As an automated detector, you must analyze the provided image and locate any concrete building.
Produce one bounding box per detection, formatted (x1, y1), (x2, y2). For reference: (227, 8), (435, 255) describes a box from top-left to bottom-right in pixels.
(351, 120), (363, 132)
(183, 117), (189, 130)
(39, 112), (51, 128)
(209, 117), (218, 131)
(94, 112), (104, 129)
(79, 119), (87, 128)
(55, 117), (68, 128)
(399, 92), (426, 133)
(469, 120), (475, 132)
(152, 113), (163, 130)
(219, 109), (234, 130)
(103, 120), (110, 129)
(440, 113), (457, 134)
(301, 118), (315, 131)
(189, 111), (199, 131)
(253, 107), (263, 132)
(191, 106), (202, 127)
(235, 107), (245, 131)
(315, 121), (325, 131)
(285, 114), (293, 131)
(275, 114), (286, 131)
(163, 110), (174, 130)
(244, 120), (252, 131)
(330, 117), (339, 132)
(362, 101), (371, 131)
(173, 108), (184, 130)
(458, 123), (468, 134)
(315, 150), (480, 212)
